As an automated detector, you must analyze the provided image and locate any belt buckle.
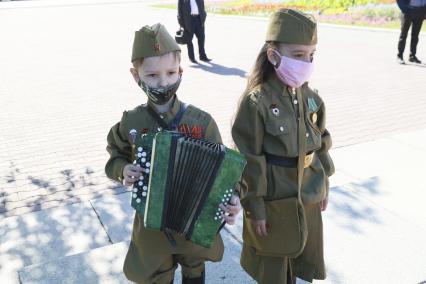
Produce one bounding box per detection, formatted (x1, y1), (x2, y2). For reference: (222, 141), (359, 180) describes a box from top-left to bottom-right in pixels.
(304, 153), (314, 168)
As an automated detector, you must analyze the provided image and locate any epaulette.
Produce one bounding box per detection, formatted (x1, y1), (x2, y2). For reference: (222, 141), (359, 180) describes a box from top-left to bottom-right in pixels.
(248, 86), (262, 103)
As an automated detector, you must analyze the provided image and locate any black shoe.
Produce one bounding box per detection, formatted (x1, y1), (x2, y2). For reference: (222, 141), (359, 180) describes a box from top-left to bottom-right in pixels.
(409, 55), (422, 64)
(182, 271), (205, 284)
(397, 54), (405, 64)
(199, 57), (212, 62)
(189, 58), (198, 64)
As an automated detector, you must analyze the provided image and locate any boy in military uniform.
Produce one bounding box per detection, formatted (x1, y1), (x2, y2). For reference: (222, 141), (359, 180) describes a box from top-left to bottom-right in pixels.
(105, 23), (241, 284)
(232, 10), (335, 284)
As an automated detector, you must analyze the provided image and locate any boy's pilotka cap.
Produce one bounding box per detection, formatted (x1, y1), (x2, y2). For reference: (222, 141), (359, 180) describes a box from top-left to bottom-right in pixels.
(266, 9), (317, 45)
(131, 23), (181, 62)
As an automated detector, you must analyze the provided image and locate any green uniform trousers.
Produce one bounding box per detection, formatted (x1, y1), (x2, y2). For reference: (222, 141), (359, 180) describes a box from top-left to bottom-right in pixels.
(124, 241), (207, 284)
(241, 203), (325, 284)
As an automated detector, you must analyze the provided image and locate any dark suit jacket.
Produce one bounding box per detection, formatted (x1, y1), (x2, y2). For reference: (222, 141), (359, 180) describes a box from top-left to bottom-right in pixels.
(397, 0), (426, 15)
(178, 0), (207, 33)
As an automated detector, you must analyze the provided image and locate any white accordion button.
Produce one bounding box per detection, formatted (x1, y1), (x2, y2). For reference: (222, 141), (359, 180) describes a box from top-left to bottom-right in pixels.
(136, 198), (141, 203)
(143, 186), (148, 191)
(214, 217), (218, 220)
(142, 192), (147, 197)
(142, 152), (147, 157)
(145, 169), (150, 174)
(132, 193), (137, 198)
(141, 158), (146, 163)
(133, 188), (137, 193)
(138, 147), (143, 152)
(146, 162), (151, 168)
(139, 176), (144, 180)
(138, 181), (143, 186)
(137, 153), (142, 158)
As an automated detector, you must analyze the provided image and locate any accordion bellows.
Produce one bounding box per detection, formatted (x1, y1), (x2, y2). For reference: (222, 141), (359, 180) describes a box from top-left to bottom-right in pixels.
(131, 131), (246, 248)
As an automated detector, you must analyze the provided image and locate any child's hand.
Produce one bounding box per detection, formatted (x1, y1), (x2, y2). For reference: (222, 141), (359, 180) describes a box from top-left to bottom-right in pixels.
(122, 164), (144, 186)
(250, 219), (268, 237)
(220, 195), (241, 225)
(320, 195), (328, 211)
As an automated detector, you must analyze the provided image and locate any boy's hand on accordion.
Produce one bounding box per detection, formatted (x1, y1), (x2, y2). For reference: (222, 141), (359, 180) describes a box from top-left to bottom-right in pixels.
(123, 164), (144, 186)
(220, 195), (241, 225)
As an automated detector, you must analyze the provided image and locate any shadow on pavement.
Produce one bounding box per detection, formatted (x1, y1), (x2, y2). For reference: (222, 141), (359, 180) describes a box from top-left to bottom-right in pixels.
(328, 176), (382, 234)
(190, 62), (247, 78)
(403, 62), (426, 68)
(1, 165), (125, 217)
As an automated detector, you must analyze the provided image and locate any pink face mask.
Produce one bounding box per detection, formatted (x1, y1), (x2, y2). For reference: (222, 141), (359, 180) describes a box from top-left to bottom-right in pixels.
(272, 50), (314, 88)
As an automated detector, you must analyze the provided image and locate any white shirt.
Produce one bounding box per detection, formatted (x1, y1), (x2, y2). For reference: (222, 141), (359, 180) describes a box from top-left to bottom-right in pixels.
(190, 0), (199, 15)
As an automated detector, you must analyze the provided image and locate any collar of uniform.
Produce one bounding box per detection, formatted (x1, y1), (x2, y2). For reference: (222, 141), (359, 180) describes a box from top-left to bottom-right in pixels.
(147, 95), (181, 124)
(265, 73), (290, 97)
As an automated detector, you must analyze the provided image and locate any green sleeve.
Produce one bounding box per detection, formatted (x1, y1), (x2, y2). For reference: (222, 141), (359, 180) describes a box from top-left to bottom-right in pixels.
(204, 117), (223, 144)
(316, 102), (335, 177)
(315, 102), (335, 196)
(105, 112), (133, 183)
(232, 95), (267, 220)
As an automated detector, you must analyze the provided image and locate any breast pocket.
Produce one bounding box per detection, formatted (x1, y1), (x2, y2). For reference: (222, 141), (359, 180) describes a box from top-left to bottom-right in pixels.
(265, 118), (291, 136)
(264, 118), (298, 157)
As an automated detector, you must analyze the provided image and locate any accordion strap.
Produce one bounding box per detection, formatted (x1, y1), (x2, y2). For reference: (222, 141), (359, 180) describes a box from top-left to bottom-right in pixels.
(147, 102), (189, 131)
(296, 88), (306, 204)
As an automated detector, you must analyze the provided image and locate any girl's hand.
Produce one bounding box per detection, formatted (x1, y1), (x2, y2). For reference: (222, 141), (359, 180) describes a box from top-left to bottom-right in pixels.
(320, 196), (328, 211)
(250, 219), (268, 237)
(220, 195), (241, 225)
(122, 164), (144, 186)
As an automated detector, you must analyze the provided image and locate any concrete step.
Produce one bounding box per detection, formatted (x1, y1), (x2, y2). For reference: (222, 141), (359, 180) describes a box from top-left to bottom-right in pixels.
(19, 242), (131, 284)
(19, 231), (255, 284)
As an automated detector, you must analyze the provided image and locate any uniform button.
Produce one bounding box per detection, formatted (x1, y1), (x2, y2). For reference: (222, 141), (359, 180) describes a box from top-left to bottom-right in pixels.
(157, 127), (162, 131)
(136, 198), (141, 203)
(160, 115), (164, 119)
(293, 99), (298, 105)
(306, 133), (309, 138)
(138, 147), (143, 152)
(279, 126), (284, 132)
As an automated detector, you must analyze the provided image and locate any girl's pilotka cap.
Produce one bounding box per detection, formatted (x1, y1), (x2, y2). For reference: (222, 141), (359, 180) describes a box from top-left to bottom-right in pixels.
(266, 9), (318, 45)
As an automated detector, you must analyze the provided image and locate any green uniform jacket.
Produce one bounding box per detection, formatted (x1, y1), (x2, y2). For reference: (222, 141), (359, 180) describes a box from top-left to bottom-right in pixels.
(232, 74), (335, 221)
(105, 96), (224, 258)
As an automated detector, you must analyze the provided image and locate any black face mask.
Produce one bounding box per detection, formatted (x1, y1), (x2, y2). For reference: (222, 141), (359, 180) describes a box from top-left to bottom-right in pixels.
(138, 75), (182, 105)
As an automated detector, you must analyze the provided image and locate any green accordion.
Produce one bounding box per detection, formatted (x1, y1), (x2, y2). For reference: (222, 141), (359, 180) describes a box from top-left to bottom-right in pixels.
(130, 131), (246, 248)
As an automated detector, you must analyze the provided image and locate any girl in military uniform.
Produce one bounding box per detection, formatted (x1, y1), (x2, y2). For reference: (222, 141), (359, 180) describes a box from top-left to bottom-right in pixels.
(232, 9), (335, 284)
(105, 23), (241, 284)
